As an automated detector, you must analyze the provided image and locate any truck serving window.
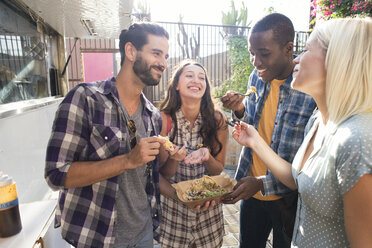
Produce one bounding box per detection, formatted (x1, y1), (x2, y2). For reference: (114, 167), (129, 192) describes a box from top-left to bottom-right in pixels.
(0, 0), (60, 105)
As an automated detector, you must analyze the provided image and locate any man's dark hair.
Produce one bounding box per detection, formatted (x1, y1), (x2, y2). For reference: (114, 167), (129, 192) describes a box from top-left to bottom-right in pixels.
(119, 22), (169, 66)
(251, 13), (295, 47)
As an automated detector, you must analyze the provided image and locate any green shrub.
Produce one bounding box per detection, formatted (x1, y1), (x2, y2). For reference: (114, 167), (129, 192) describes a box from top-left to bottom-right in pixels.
(216, 35), (254, 97)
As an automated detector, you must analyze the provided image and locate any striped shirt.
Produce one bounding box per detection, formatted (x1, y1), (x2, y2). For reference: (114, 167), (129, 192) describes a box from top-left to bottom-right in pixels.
(45, 78), (162, 248)
(235, 69), (317, 196)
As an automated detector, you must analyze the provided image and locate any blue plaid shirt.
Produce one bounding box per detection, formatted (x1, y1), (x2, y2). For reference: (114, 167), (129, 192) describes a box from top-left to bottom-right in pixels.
(45, 78), (162, 247)
(235, 69), (316, 196)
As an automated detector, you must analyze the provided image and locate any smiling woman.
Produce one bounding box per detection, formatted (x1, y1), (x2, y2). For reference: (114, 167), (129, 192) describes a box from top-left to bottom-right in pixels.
(291, 37), (326, 98)
(157, 59), (229, 247)
(175, 63), (207, 99)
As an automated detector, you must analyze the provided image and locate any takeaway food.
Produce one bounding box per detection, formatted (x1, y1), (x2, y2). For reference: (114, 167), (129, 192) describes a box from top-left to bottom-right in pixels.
(215, 86), (258, 99)
(184, 175), (227, 201)
(172, 174), (236, 208)
(157, 135), (175, 152)
(246, 86), (258, 99)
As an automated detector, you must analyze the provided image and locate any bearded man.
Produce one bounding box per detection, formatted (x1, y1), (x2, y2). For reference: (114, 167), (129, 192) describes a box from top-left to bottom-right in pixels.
(45, 22), (175, 248)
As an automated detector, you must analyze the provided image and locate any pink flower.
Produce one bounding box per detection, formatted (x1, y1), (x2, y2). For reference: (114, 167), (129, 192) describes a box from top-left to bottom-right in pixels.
(311, 0), (318, 8)
(324, 10), (333, 16)
(351, 5), (358, 12)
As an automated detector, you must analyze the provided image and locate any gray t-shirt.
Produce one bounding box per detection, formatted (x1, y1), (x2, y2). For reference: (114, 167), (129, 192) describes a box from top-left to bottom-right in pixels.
(114, 101), (153, 247)
(291, 112), (372, 248)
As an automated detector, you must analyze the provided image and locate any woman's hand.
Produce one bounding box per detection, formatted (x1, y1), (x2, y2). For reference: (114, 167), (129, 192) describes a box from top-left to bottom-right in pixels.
(184, 147), (210, 164)
(192, 200), (216, 212)
(168, 146), (187, 161)
(233, 121), (297, 190)
(232, 122), (259, 148)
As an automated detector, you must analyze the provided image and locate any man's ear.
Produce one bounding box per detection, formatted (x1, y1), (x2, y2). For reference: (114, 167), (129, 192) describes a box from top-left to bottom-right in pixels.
(285, 41), (294, 55)
(124, 42), (137, 62)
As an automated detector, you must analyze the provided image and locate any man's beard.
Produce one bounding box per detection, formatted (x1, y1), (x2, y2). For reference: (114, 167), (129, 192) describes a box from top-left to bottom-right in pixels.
(133, 55), (163, 86)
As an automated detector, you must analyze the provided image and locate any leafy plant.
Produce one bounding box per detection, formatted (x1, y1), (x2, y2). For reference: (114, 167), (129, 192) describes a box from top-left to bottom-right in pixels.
(222, 1), (239, 26)
(217, 1), (253, 98)
(264, 6), (275, 14)
(215, 36), (253, 97)
(238, 2), (248, 27)
(132, 0), (151, 21)
(311, 0), (372, 21)
(177, 15), (200, 59)
(221, 0), (249, 35)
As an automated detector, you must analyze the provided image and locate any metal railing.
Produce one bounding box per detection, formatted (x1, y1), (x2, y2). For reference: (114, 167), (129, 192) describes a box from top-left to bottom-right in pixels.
(63, 22), (309, 103)
(153, 22), (309, 103)
(151, 22), (250, 103)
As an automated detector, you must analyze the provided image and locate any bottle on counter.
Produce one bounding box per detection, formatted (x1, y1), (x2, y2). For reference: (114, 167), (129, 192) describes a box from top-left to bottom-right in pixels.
(0, 172), (22, 237)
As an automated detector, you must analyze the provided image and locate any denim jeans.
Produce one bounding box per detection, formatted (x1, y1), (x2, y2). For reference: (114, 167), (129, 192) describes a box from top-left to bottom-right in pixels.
(115, 230), (154, 248)
(239, 198), (291, 248)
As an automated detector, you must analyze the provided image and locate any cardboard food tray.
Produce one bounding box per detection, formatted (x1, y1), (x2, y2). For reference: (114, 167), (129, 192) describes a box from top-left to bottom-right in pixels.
(172, 174), (237, 208)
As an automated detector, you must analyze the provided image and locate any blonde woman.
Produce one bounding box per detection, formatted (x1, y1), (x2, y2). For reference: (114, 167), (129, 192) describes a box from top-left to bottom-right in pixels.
(226, 18), (372, 247)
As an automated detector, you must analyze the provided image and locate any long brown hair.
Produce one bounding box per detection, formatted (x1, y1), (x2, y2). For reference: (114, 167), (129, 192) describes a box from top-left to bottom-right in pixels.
(159, 59), (225, 156)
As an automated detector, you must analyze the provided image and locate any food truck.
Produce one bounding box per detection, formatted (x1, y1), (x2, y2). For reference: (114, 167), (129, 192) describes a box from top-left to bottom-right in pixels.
(0, 0), (133, 246)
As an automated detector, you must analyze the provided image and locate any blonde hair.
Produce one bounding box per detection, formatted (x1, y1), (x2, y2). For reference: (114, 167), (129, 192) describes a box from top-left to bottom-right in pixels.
(311, 17), (372, 125)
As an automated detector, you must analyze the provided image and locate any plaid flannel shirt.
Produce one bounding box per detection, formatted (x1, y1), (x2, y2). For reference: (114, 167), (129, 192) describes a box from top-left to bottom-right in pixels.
(235, 69), (317, 196)
(45, 78), (162, 248)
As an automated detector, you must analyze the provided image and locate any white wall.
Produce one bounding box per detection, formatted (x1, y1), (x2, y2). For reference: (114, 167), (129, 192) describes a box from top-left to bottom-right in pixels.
(0, 100), (61, 203)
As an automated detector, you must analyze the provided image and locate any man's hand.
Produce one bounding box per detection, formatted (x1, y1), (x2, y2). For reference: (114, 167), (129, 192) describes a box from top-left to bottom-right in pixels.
(222, 176), (263, 204)
(184, 148), (209, 164)
(126, 136), (164, 169)
(221, 91), (245, 116)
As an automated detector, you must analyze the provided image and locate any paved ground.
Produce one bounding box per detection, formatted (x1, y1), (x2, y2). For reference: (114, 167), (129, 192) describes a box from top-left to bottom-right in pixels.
(221, 200), (241, 247)
(222, 167), (273, 248)
(221, 167), (240, 248)
(155, 167), (273, 248)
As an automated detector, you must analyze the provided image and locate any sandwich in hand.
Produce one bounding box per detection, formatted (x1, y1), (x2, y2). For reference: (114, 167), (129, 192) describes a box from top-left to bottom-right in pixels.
(158, 135), (176, 152)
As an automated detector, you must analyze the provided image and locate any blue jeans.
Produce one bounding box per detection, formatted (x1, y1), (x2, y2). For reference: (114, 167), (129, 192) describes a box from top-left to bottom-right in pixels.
(115, 231), (154, 248)
(240, 198), (291, 248)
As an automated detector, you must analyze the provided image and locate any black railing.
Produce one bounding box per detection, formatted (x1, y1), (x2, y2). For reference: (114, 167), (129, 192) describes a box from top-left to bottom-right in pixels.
(62, 22), (310, 103)
(150, 21), (309, 103)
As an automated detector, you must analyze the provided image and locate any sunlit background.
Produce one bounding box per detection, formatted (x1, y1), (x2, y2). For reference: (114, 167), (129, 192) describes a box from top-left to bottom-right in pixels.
(147, 0), (311, 31)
